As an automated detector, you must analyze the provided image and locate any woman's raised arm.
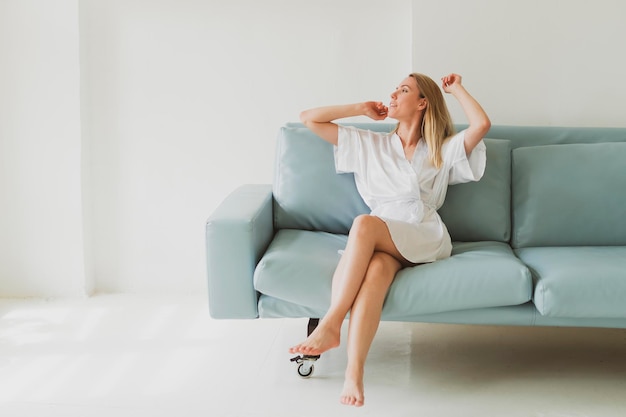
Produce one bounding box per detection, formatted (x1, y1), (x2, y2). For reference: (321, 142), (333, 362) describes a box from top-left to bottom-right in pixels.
(300, 102), (388, 145)
(441, 74), (491, 155)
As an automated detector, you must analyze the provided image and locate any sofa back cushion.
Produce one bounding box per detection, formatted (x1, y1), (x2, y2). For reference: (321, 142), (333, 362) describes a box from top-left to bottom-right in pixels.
(273, 125), (371, 235)
(512, 142), (626, 248)
(273, 124), (511, 242)
(438, 138), (511, 242)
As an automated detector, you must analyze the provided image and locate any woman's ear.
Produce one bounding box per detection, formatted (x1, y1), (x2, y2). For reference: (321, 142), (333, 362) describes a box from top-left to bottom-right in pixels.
(418, 98), (428, 111)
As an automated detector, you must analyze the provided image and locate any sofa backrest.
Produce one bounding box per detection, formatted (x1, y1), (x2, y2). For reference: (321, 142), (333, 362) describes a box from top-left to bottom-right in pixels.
(273, 123), (512, 242)
(481, 125), (626, 149)
(478, 124), (626, 248)
(273, 123), (626, 247)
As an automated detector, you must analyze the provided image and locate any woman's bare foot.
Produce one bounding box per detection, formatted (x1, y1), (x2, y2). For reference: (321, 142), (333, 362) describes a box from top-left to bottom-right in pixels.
(288, 323), (340, 356)
(340, 373), (364, 407)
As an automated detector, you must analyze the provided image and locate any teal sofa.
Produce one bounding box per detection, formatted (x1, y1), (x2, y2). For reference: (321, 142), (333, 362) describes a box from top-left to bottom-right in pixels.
(206, 124), (626, 329)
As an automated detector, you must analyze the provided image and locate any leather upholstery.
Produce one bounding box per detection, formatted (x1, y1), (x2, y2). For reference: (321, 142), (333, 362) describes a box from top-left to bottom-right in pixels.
(206, 124), (626, 326)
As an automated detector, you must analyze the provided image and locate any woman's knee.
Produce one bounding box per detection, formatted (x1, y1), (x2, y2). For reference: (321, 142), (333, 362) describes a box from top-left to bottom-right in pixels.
(349, 215), (407, 263)
(350, 215), (381, 238)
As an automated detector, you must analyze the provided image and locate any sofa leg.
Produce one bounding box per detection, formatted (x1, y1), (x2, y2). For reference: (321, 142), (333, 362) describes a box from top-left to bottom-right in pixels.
(289, 318), (321, 378)
(307, 318), (320, 336)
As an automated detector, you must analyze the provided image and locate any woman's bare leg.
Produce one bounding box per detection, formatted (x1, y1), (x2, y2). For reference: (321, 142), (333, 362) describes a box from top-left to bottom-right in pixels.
(289, 215), (408, 356)
(340, 252), (401, 407)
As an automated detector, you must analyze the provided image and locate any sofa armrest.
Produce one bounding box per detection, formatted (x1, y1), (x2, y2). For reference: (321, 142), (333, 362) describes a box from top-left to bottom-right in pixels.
(206, 184), (274, 319)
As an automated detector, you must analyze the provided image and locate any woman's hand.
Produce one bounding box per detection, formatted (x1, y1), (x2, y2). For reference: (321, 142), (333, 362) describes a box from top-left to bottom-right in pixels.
(362, 101), (388, 120)
(441, 73), (462, 94)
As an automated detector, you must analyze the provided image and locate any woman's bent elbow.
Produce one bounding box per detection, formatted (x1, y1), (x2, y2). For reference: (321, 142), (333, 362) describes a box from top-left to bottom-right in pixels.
(478, 118), (491, 136)
(300, 110), (311, 126)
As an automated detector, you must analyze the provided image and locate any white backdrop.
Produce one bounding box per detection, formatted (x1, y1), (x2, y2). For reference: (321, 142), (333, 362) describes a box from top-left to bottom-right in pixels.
(0, 0), (88, 297)
(1, 0), (625, 297)
(412, 0), (626, 127)
(81, 0), (411, 294)
(0, 0), (411, 296)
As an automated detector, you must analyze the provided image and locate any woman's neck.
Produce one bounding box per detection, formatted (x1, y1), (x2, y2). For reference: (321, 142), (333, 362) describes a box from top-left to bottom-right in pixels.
(396, 119), (423, 147)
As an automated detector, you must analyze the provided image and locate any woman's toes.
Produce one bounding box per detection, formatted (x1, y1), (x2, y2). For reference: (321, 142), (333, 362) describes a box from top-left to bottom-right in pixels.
(341, 376), (364, 407)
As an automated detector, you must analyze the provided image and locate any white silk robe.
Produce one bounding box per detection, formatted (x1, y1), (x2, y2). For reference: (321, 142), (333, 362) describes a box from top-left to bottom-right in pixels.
(334, 125), (486, 263)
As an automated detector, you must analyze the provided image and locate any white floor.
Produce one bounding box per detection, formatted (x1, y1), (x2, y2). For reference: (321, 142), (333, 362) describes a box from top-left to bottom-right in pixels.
(1, 295), (625, 416)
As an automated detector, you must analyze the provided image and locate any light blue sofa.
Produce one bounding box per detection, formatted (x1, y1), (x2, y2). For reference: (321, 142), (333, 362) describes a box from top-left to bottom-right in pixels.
(206, 123), (626, 329)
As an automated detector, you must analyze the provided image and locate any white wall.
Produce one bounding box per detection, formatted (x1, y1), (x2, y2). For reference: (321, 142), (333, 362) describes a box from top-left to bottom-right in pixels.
(3, 0), (624, 297)
(80, 0), (412, 294)
(0, 0), (89, 297)
(412, 0), (626, 127)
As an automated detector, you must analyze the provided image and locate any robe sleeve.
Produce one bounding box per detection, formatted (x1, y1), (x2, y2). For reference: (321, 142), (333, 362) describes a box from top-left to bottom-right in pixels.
(446, 130), (487, 185)
(334, 125), (364, 174)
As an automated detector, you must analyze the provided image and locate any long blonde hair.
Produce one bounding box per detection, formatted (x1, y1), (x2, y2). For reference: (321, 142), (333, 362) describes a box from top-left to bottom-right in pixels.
(406, 73), (455, 168)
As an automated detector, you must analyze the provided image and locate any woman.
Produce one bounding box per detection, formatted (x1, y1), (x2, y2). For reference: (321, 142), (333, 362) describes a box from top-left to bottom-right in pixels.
(288, 73), (491, 407)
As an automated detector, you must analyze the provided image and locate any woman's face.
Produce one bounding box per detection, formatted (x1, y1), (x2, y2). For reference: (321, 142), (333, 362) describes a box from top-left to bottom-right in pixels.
(388, 76), (426, 121)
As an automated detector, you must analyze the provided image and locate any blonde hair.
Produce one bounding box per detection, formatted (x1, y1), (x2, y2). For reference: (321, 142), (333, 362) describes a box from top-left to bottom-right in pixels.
(406, 73), (455, 168)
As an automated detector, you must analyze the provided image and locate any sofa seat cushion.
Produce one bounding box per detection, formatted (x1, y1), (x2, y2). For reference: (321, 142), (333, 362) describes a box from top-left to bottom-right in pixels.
(254, 230), (346, 310)
(515, 247), (626, 318)
(254, 230), (532, 317)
